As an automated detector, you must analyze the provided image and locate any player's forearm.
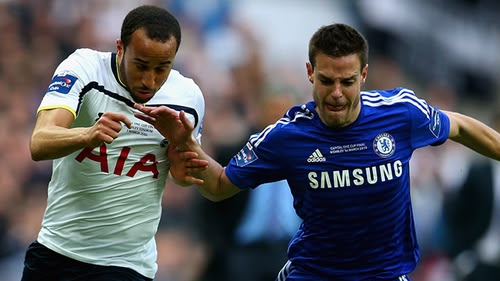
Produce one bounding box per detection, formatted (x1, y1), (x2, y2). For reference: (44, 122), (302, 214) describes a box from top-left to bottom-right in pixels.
(459, 124), (500, 161)
(30, 126), (90, 161)
(184, 140), (241, 201)
(446, 111), (500, 160)
(193, 158), (229, 201)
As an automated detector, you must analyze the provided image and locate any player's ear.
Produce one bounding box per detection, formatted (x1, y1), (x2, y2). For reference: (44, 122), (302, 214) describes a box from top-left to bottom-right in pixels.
(361, 64), (368, 84)
(116, 39), (124, 56)
(306, 62), (314, 84)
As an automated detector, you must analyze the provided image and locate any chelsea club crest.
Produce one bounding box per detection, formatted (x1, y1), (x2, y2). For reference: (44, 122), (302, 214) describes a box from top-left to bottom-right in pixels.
(373, 133), (396, 158)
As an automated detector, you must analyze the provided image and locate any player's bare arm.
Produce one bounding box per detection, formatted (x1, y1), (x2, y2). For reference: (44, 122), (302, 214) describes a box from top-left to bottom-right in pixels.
(30, 108), (132, 161)
(445, 110), (500, 160)
(175, 144), (241, 202)
(171, 110), (241, 201)
(167, 145), (208, 186)
(136, 103), (241, 201)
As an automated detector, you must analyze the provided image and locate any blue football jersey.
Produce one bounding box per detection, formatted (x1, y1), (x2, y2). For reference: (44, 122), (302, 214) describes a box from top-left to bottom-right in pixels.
(225, 87), (450, 280)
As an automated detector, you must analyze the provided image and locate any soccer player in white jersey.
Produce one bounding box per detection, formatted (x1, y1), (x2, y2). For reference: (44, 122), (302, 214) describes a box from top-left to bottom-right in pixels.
(22, 5), (205, 281)
(135, 23), (500, 280)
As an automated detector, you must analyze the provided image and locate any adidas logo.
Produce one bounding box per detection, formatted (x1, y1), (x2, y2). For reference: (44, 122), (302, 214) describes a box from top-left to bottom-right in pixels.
(307, 149), (326, 163)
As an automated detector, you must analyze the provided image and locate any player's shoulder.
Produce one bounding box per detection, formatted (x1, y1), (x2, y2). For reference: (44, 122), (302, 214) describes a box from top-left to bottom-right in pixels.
(152, 70), (205, 114)
(67, 48), (109, 64)
(361, 87), (416, 99)
(361, 87), (434, 121)
(287, 102), (315, 120)
(266, 102), (315, 134)
(56, 48), (110, 76)
(163, 69), (203, 96)
(249, 102), (315, 151)
(361, 87), (428, 108)
(72, 47), (104, 56)
(165, 69), (198, 86)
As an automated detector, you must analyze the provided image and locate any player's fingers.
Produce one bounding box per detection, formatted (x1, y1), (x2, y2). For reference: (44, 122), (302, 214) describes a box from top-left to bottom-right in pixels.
(101, 134), (115, 144)
(134, 112), (156, 125)
(187, 167), (208, 173)
(94, 124), (121, 143)
(108, 112), (132, 129)
(134, 103), (153, 114)
(150, 105), (178, 116)
(178, 151), (198, 160)
(99, 112), (132, 130)
(88, 128), (115, 146)
(122, 117), (132, 129)
(183, 176), (205, 185)
(179, 110), (194, 130)
(186, 159), (209, 169)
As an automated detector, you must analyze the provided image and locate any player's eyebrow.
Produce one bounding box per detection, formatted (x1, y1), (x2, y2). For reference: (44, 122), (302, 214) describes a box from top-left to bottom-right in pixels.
(133, 58), (172, 65)
(338, 73), (359, 80)
(318, 73), (358, 81)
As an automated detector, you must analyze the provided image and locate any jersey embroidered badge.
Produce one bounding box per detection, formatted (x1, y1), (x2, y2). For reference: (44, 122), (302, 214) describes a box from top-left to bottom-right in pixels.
(235, 142), (258, 167)
(307, 149), (326, 163)
(48, 73), (78, 94)
(373, 132), (396, 158)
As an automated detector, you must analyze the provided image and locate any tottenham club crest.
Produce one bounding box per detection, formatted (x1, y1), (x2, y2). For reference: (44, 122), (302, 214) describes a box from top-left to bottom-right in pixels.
(373, 133), (396, 158)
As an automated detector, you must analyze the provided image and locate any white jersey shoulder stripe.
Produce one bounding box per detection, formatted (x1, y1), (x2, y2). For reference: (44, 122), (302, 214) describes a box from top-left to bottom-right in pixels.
(250, 119), (287, 147)
(249, 107), (312, 148)
(361, 89), (431, 119)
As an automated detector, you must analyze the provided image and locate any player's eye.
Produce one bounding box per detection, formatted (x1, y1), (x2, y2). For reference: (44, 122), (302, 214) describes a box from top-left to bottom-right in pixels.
(135, 64), (148, 71)
(320, 79), (333, 85)
(155, 67), (168, 74)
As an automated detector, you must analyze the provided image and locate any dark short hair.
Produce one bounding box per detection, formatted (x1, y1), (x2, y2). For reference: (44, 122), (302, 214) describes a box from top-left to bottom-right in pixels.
(308, 23), (368, 70)
(121, 5), (181, 52)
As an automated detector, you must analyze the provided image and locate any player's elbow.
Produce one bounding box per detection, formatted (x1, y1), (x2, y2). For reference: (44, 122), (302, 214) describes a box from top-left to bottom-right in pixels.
(29, 135), (56, 161)
(202, 194), (224, 202)
(198, 188), (228, 202)
(199, 182), (241, 202)
(201, 191), (235, 202)
(29, 139), (44, 161)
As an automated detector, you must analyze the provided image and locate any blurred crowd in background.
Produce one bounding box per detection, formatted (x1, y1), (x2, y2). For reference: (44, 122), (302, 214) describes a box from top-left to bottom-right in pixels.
(0, 0), (498, 280)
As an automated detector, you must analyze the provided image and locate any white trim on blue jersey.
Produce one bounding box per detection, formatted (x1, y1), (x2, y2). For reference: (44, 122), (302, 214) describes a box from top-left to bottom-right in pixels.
(361, 88), (431, 119)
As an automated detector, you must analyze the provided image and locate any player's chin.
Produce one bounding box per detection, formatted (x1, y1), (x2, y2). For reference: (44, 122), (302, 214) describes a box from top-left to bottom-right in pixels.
(324, 112), (349, 128)
(132, 92), (154, 104)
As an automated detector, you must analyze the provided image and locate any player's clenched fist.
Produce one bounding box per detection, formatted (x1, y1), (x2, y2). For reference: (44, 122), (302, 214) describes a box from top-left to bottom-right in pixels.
(86, 112), (132, 147)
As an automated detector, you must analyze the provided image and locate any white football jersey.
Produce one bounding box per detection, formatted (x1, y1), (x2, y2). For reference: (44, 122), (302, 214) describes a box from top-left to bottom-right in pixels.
(36, 48), (205, 278)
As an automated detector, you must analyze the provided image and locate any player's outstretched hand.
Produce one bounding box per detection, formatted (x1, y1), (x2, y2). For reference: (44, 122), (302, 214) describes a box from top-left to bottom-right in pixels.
(87, 112), (132, 147)
(134, 104), (194, 146)
(168, 144), (208, 185)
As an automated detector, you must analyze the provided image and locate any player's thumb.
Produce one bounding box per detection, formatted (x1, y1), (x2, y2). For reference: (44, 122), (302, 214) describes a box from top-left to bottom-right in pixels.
(179, 111), (193, 130)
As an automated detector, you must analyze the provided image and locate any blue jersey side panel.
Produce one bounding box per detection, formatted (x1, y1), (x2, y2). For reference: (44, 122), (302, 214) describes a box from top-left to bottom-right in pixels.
(225, 87), (450, 280)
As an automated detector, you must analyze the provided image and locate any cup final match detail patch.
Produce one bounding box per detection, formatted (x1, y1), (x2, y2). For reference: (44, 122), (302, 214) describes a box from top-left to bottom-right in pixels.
(235, 142), (258, 167)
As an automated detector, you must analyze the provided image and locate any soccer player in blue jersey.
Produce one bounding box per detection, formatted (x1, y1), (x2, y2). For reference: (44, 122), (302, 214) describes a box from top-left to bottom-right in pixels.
(22, 5), (204, 281)
(135, 23), (500, 280)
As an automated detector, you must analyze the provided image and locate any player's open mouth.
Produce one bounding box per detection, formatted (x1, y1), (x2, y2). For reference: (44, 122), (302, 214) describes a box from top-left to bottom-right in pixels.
(327, 104), (346, 112)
